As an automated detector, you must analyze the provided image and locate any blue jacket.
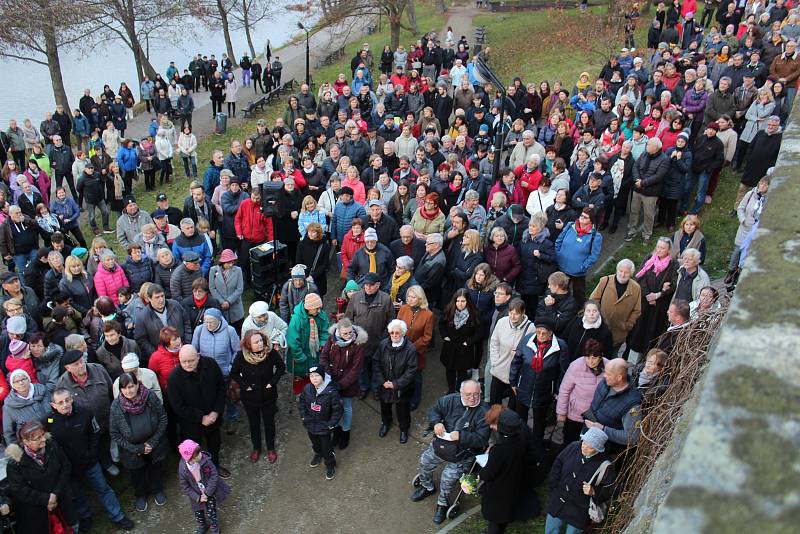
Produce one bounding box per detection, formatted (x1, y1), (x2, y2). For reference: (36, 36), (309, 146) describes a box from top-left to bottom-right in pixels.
(172, 232), (212, 275)
(141, 81), (154, 101)
(72, 114), (91, 137)
(555, 222), (602, 277)
(191, 309), (240, 377)
(117, 146), (138, 172)
(224, 152), (250, 182)
(298, 209), (328, 238)
(204, 162), (222, 196)
(508, 333), (569, 408)
(148, 121), (158, 138)
(220, 190), (248, 239)
(50, 197), (80, 230)
(516, 228), (557, 296)
(331, 199), (366, 243)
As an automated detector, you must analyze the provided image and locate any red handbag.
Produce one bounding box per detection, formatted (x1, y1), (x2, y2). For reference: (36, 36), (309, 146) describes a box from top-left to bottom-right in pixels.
(49, 507), (74, 534)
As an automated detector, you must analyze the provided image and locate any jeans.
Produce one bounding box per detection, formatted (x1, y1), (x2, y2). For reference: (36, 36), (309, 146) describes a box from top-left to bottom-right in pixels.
(359, 350), (376, 393)
(688, 171), (711, 214)
(242, 69), (251, 87)
(13, 249), (37, 278)
(182, 155), (198, 178)
(544, 514), (583, 534)
(341, 396), (353, 431)
(410, 370), (423, 409)
(72, 462), (125, 522)
(87, 200), (110, 230)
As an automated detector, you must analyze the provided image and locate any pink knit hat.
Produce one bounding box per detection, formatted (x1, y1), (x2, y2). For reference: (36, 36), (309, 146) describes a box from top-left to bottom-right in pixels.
(178, 439), (200, 461)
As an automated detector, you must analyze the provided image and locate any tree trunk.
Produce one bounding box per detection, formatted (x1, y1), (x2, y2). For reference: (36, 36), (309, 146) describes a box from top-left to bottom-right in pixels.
(43, 25), (70, 111)
(407, 0), (419, 33)
(390, 14), (402, 49)
(217, 0), (238, 67)
(243, 0), (257, 58)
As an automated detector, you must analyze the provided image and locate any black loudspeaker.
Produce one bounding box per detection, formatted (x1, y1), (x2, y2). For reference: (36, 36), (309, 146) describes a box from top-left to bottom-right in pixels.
(260, 182), (283, 217)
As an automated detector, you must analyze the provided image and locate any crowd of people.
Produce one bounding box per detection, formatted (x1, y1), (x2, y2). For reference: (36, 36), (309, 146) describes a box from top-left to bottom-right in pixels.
(0, 0), (790, 531)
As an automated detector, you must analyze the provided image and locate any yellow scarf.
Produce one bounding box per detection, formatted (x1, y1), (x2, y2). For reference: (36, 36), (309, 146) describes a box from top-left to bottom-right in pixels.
(366, 249), (377, 273)
(390, 271), (411, 302)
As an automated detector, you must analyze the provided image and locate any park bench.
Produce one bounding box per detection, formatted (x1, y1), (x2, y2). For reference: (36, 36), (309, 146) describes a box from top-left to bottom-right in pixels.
(242, 96), (267, 118)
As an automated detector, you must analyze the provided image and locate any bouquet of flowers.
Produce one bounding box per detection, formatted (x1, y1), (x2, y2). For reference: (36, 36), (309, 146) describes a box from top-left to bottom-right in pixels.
(459, 473), (479, 495)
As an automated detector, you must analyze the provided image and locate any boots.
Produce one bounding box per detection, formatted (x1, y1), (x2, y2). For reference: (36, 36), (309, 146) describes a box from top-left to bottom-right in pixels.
(331, 426), (341, 447)
(338, 430), (350, 450)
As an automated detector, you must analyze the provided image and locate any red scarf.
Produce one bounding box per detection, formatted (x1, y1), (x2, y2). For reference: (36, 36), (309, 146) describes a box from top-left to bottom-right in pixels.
(419, 206), (441, 220)
(193, 294), (209, 308)
(575, 222), (593, 237)
(531, 340), (552, 372)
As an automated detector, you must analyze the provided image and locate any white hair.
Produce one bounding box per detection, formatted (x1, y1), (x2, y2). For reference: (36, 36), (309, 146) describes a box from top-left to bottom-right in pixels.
(387, 319), (407, 335)
(617, 258), (635, 273)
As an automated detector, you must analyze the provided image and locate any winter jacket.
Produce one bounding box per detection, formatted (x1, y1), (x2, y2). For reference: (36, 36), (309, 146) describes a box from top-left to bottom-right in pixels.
(427, 393), (490, 455)
(331, 199), (367, 243)
(439, 310), (481, 373)
(703, 89), (736, 124)
(209, 265), (244, 325)
(50, 197), (81, 230)
(59, 273), (94, 315)
(153, 259), (178, 298)
(117, 210), (154, 250)
(373, 337), (418, 404)
(489, 315), (536, 384)
(135, 300), (192, 361)
(347, 243), (394, 287)
(484, 242), (521, 283)
(535, 292), (577, 338)
(563, 315), (615, 361)
(178, 452), (231, 513)
(571, 184), (606, 211)
(509, 333), (569, 409)
(742, 129), (782, 187)
(234, 197), (273, 242)
(298, 375), (342, 434)
(95, 336), (140, 380)
(2, 383), (51, 444)
(117, 145), (138, 173)
(516, 229), (557, 296)
(662, 147), (692, 200)
(220, 190), (249, 240)
(492, 210), (529, 246)
(691, 133), (724, 173)
(230, 348), (285, 406)
(93, 262), (130, 306)
(147, 344), (180, 393)
(278, 277), (318, 322)
(172, 232), (212, 276)
(286, 302), (331, 377)
(740, 100), (776, 143)
(191, 314), (239, 377)
(46, 143), (75, 176)
(168, 356), (225, 433)
(555, 222), (602, 277)
(123, 256), (154, 293)
(589, 275), (642, 346)
(109, 390), (169, 469)
(56, 363), (113, 431)
(47, 403), (99, 470)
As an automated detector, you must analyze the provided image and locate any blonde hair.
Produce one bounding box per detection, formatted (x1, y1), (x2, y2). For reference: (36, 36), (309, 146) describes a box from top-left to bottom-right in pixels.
(63, 255), (86, 281)
(301, 195), (317, 212)
(196, 217), (210, 232)
(405, 285), (429, 309)
(461, 229), (482, 254)
(138, 282), (153, 301)
(91, 236), (107, 253)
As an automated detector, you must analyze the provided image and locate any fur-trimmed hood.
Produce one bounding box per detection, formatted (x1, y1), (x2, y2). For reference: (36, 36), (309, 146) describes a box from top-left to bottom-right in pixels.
(327, 323), (368, 345)
(5, 434), (52, 462)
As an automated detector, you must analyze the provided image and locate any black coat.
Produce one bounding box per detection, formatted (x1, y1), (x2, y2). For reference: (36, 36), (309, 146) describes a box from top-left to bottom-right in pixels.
(516, 231), (557, 297)
(480, 434), (528, 524)
(275, 187), (303, 243)
(230, 349), (285, 406)
(545, 204), (577, 242)
(298, 378), (342, 434)
(295, 238), (332, 284)
(372, 337), (418, 404)
(535, 291), (577, 338)
(389, 237), (426, 269)
(362, 213), (399, 245)
(563, 316), (615, 360)
(439, 311), (481, 372)
(629, 257), (678, 353)
(167, 356), (226, 432)
(48, 404), (99, 470)
(109, 391), (169, 470)
(742, 130), (782, 187)
(547, 441), (616, 530)
(181, 294), (221, 330)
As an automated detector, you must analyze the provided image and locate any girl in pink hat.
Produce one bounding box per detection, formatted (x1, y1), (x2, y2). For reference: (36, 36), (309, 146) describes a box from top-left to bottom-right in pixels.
(177, 439), (230, 533)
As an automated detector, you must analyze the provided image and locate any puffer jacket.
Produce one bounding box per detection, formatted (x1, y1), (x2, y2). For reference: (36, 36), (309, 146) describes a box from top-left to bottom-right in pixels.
(516, 228), (557, 296)
(2, 383), (51, 444)
(555, 222), (602, 277)
(191, 311), (240, 377)
(170, 263), (202, 302)
(489, 315), (535, 384)
(509, 333), (569, 409)
(320, 325), (368, 398)
(59, 274), (94, 315)
(372, 337), (418, 404)
(298, 374), (342, 434)
(631, 149), (669, 197)
(483, 242), (521, 283)
(123, 256), (154, 292)
(556, 356), (610, 422)
(153, 258), (179, 298)
(427, 393), (491, 455)
(93, 262), (130, 306)
(172, 232), (212, 275)
(278, 278), (319, 323)
(331, 199), (367, 243)
(33, 343), (62, 393)
(49, 197), (81, 230)
(662, 147), (692, 200)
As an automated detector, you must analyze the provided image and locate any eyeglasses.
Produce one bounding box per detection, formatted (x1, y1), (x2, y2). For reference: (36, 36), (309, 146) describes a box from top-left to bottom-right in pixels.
(462, 392), (481, 398)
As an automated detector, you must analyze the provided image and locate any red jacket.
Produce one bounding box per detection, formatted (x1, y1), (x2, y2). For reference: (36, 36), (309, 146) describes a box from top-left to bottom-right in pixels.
(513, 164), (542, 205)
(148, 344), (180, 392)
(487, 180), (525, 209)
(274, 168), (307, 189)
(235, 198), (274, 242)
(340, 229), (364, 274)
(484, 242), (521, 283)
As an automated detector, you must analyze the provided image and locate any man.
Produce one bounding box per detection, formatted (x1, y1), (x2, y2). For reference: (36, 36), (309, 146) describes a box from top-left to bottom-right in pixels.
(167, 344), (230, 478)
(731, 74), (758, 140)
(0, 206), (40, 277)
(331, 187), (367, 247)
(493, 204), (529, 246)
(176, 87), (195, 130)
(703, 76), (736, 124)
(658, 299), (691, 353)
(57, 348), (117, 475)
(170, 251), (203, 301)
(411, 380), (490, 524)
(182, 183), (217, 236)
(0, 271), (39, 319)
(459, 190), (488, 239)
(116, 196), (154, 250)
(362, 199), (399, 244)
(296, 83), (317, 112)
(204, 150), (225, 194)
(49, 388), (135, 531)
(172, 217), (212, 275)
(279, 265), (319, 323)
(23, 247), (50, 300)
(683, 122), (724, 214)
(626, 138), (669, 244)
(342, 129), (371, 170)
(509, 130), (545, 168)
(769, 39), (800, 102)
(390, 225), (426, 267)
(250, 119), (272, 160)
(150, 192), (181, 227)
(272, 56), (283, 87)
(46, 135), (77, 199)
(220, 176), (249, 253)
(134, 284), (191, 362)
(345, 272), (394, 400)
(584, 358), (642, 454)
(348, 228), (393, 287)
(415, 233), (447, 308)
(224, 140), (250, 183)
(737, 116), (782, 209)
(40, 112), (60, 145)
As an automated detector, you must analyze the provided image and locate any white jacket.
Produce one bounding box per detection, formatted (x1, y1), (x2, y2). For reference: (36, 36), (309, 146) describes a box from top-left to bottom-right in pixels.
(250, 164), (271, 188)
(489, 315), (535, 384)
(318, 187), (338, 218)
(155, 135), (173, 160)
(177, 132), (197, 157)
(526, 187), (556, 217)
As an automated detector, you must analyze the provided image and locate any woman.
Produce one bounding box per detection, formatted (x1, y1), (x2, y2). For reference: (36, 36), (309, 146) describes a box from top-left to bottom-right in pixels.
(6, 421), (80, 533)
(137, 135), (158, 191)
(94, 250), (130, 306)
(209, 248), (245, 333)
(3, 369), (51, 444)
(659, 132), (691, 230)
(771, 81), (790, 125)
(342, 165), (366, 204)
(340, 218), (365, 281)
(671, 214), (706, 264)
(296, 222), (331, 297)
(545, 188), (576, 242)
(230, 330), (285, 463)
(441, 171), (465, 213)
(24, 159), (51, 206)
(396, 285), (434, 411)
(484, 226), (521, 285)
(516, 212), (557, 314)
(410, 192), (445, 239)
(489, 298), (535, 406)
(563, 300), (615, 361)
(297, 195), (328, 239)
(628, 237), (679, 356)
(738, 88), (775, 168)
(154, 129), (173, 186)
(34, 203), (61, 246)
(51, 186), (86, 247)
(467, 262), (499, 363)
(658, 115), (685, 152)
(275, 177), (303, 261)
(546, 428), (616, 534)
(320, 318), (366, 449)
(177, 126), (198, 179)
(110, 372), (169, 512)
(630, 348), (669, 399)
(96, 320), (140, 380)
(59, 255), (95, 315)
(673, 248), (710, 304)
(556, 339), (608, 446)
(389, 179), (411, 226)
(690, 285), (720, 317)
(224, 73), (239, 117)
(404, 183), (428, 224)
(555, 207), (602, 308)
(373, 319), (418, 444)
(446, 228), (484, 298)
(286, 293), (330, 386)
(389, 255), (417, 305)
(29, 333), (62, 393)
(104, 161), (125, 213)
(439, 288), (481, 394)
(589, 259), (642, 350)
(728, 176), (769, 278)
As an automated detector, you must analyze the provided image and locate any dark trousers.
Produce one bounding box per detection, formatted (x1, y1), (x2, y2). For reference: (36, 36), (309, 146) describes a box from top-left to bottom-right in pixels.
(657, 197), (678, 228)
(563, 419), (583, 448)
(159, 159), (172, 184)
(144, 100), (152, 113)
(212, 99), (223, 117)
(55, 171), (79, 199)
(570, 276), (587, 309)
(179, 113), (193, 131)
(181, 422), (222, 467)
(380, 400), (411, 431)
(700, 6), (715, 27)
(254, 77), (265, 93)
(122, 170), (135, 196)
(487, 521), (508, 534)
(11, 150), (25, 169)
(511, 399), (549, 442)
(489, 376), (513, 406)
(143, 169), (156, 191)
(193, 75), (202, 92)
(244, 402), (277, 451)
(445, 368), (469, 394)
(130, 456), (163, 497)
(308, 431), (335, 468)
(227, 102), (236, 117)
(64, 225), (87, 248)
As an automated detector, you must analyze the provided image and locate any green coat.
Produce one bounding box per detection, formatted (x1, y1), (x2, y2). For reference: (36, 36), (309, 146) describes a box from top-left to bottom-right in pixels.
(286, 301), (330, 377)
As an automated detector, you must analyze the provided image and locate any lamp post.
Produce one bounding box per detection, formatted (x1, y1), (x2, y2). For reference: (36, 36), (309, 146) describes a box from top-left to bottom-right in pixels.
(297, 22), (310, 87)
(473, 55), (507, 187)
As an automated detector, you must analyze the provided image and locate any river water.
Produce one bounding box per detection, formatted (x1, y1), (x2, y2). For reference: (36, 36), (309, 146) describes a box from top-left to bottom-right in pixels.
(0, 12), (304, 128)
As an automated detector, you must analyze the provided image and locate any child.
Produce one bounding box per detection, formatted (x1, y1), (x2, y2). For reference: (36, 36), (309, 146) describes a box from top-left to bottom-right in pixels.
(178, 439), (230, 534)
(298, 364), (342, 480)
(5, 341), (39, 383)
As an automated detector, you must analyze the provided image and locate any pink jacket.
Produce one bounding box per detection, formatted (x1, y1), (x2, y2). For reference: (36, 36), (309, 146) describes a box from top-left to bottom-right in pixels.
(556, 356), (609, 423)
(93, 262), (130, 306)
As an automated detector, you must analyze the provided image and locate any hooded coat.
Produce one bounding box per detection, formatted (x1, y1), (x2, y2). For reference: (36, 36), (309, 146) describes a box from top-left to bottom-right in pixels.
(2, 383), (51, 444)
(320, 324), (368, 398)
(191, 309), (240, 377)
(286, 301), (331, 377)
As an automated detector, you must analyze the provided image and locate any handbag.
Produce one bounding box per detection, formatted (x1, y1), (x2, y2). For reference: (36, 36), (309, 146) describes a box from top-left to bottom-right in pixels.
(587, 460), (613, 523)
(432, 436), (464, 463)
(48, 507), (73, 534)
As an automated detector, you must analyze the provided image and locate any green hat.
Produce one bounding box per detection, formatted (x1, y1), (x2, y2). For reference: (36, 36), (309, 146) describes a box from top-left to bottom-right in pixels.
(344, 280), (360, 293)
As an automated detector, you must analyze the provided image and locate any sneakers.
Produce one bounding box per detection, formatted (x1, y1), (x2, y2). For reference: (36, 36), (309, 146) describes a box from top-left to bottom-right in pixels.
(624, 232), (636, 242)
(326, 465), (336, 480)
(217, 466), (231, 479)
(250, 449), (260, 463)
(195, 526), (209, 534)
(102, 227), (113, 234)
(309, 454), (322, 468)
(114, 516), (135, 531)
(135, 497), (148, 512)
(154, 492), (167, 506)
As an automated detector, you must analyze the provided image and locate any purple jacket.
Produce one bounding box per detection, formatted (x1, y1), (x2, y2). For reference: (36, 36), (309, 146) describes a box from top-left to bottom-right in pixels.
(556, 356), (609, 423)
(681, 88), (708, 115)
(178, 452), (231, 512)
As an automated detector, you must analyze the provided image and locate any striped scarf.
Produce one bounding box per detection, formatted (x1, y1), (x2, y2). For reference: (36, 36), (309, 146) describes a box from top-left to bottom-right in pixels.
(308, 317), (319, 355)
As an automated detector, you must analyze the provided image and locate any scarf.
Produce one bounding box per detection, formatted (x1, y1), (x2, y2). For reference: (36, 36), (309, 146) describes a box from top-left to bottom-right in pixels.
(636, 253), (671, 279)
(488, 206), (507, 221)
(186, 460), (204, 490)
(454, 307), (469, 329)
(531, 339), (552, 373)
(575, 221), (593, 237)
(24, 444), (46, 466)
(717, 53), (729, 63)
(582, 315), (602, 330)
(243, 348), (268, 365)
(419, 206), (441, 220)
(308, 317), (320, 355)
(334, 328), (355, 347)
(390, 271), (411, 301)
(119, 385), (150, 415)
(638, 369), (655, 387)
(365, 248), (377, 273)
(193, 293), (209, 308)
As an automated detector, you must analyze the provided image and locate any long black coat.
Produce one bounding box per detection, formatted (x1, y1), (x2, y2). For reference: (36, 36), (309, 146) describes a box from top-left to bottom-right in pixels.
(167, 356), (226, 435)
(6, 440), (80, 533)
(229, 349), (286, 406)
(563, 316), (615, 361)
(516, 231), (557, 297)
(480, 434), (528, 524)
(629, 257), (678, 353)
(439, 312), (481, 372)
(373, 337), (418, 404)
(274, 187), (303, 244)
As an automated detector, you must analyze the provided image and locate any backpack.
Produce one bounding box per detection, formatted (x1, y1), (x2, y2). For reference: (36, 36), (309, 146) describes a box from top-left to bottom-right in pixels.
(587, 459), (613, 523)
